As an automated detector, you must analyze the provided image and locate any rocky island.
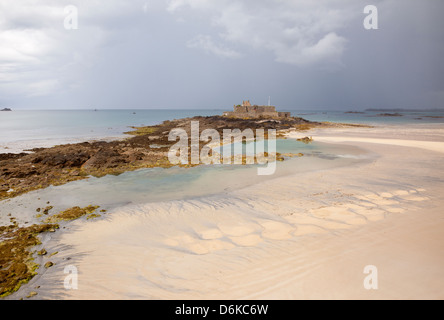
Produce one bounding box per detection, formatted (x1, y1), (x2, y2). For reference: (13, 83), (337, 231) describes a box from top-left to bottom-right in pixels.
(223, 100), (291, 119)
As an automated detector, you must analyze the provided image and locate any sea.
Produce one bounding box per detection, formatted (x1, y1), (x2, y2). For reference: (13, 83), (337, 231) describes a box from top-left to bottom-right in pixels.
(1, 109), (444, 153)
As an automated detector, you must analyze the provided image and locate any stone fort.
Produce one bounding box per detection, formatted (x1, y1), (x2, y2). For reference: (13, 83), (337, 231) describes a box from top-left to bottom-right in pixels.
(223, 100), (291, 119)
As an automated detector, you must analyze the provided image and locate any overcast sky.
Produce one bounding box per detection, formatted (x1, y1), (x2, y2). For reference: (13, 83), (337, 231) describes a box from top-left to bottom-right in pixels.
(1, 0), (443, 110)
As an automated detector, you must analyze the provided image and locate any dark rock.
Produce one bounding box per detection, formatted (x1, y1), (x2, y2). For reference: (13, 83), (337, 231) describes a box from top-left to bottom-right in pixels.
(377, 113), (403, 117)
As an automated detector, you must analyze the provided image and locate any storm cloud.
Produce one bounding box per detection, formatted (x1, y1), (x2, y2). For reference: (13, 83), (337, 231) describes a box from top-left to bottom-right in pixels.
(0, 0), (443, 109)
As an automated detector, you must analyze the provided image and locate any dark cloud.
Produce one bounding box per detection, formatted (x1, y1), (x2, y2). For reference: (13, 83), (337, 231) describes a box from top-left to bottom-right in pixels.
(0, 0), (443, 110)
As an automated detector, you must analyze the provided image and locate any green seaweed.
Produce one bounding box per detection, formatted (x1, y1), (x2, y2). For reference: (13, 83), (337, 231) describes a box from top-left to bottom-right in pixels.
(124, 126), (158, 136)
(0, 223), (59, 298)
(45, 205), (100, 223)
(87, 213), (101, 220)
(297, 136), (313, 144)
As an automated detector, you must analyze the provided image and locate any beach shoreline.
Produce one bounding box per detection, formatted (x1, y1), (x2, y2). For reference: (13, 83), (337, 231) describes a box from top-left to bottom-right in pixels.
(3, 122), (443, 300)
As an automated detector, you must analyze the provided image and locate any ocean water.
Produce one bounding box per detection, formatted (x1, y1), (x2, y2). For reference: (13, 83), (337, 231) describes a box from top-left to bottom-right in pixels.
(0, 109), (222, 152)
(1, 109), (444, 153)
(292, 109), (444, 125)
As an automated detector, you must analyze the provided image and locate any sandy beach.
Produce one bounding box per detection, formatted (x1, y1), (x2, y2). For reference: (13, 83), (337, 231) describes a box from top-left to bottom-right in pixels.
(8, 124), (443, 300)
(2, 0), (443, 304)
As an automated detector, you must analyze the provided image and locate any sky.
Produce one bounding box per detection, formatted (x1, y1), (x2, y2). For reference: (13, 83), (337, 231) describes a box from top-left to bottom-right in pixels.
(0, 0), (443, 110)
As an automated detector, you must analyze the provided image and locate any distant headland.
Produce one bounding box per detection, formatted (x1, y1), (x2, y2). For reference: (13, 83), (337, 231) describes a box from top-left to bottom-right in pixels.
(1, 108), (12, 111)
(366, 108), (444, 112)
(223, 100), (291, 119)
